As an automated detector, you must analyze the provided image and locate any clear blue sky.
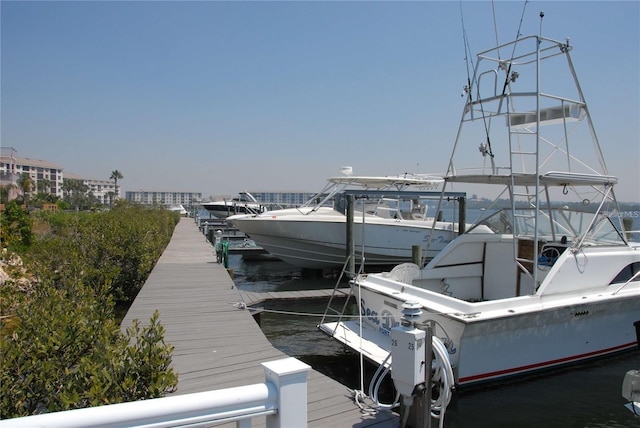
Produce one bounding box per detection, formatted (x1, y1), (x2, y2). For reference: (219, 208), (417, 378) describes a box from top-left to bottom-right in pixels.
(2, 1), (638, 202)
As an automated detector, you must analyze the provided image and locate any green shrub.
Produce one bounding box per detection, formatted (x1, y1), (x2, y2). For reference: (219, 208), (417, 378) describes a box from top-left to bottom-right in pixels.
(0, 203), (180, 418)
(0, 278), (177, 417)
(0, 200), (34, 252)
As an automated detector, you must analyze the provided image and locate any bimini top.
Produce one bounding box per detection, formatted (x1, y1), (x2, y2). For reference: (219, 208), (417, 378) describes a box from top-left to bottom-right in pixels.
(326, 174), (444, 191)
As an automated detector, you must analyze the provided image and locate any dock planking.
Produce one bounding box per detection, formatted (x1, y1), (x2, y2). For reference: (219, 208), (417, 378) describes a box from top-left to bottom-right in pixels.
(239, 288), (351, 306)
(121, 217), (397, 427)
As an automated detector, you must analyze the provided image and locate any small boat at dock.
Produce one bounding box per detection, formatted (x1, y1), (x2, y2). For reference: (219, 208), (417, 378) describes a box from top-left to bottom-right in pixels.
(201, 191), (265, 219)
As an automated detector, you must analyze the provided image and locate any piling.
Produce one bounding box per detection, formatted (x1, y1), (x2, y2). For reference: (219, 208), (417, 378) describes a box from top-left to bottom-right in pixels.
(346, 194), (355, 277)
(412, 245), (422, 266)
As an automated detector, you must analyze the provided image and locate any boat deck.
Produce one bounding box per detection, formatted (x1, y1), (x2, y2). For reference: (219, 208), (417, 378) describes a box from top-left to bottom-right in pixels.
(121, 217), (397, 427)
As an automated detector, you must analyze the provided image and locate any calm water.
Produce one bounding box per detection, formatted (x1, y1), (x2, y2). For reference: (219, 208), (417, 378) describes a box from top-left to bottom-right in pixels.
(228, 253), (640, 427)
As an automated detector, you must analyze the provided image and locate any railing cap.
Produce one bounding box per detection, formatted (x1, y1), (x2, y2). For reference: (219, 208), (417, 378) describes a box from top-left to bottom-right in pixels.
(262, 357), (311, 376)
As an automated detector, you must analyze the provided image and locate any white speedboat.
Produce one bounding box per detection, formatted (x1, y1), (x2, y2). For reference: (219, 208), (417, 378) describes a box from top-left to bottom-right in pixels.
(167, 204), (187, 215)
(201, 192), (265, 219)
(227, 169), (475, 270)
(320, 32), (640, 386)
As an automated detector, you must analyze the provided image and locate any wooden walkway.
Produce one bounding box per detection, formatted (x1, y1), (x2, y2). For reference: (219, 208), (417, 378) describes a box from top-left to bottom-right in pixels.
(121, 218), (397, 427)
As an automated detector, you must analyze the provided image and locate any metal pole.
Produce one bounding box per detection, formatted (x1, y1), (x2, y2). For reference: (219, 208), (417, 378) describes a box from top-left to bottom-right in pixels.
(346, 194), (355, 277)
(458, 196), (466, 235)
(412, 245), (422, 266)
(423, 322), (434, 428)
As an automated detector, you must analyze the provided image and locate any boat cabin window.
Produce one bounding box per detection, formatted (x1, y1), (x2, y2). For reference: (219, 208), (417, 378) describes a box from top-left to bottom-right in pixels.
(610, 262), (640, 285)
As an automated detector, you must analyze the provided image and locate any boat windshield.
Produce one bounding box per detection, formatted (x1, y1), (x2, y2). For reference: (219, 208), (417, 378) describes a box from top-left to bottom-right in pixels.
(469, 207), (627, 246)
(237, 192), (258, 203)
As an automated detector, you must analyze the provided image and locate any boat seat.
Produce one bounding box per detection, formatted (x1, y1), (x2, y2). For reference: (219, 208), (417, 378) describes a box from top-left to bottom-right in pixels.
(381, 263), (420, 284)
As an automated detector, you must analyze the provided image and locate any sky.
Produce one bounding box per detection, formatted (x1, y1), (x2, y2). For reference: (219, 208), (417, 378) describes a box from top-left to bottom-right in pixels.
(1, 1), (638, 202)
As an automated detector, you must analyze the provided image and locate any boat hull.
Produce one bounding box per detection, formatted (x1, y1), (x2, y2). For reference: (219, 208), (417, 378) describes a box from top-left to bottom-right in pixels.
(342, 282), (640, 386)
(202, 203), (262, 219)
(230, 209), (459, 269)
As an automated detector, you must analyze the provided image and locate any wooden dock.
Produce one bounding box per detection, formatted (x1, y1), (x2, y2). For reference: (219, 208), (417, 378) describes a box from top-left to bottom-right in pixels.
(239, 288), (351, 306)
(121, 218), (397, 427)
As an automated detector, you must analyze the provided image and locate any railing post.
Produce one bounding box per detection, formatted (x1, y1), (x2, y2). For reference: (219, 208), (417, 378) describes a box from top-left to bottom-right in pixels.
(262, 357), (311, 428)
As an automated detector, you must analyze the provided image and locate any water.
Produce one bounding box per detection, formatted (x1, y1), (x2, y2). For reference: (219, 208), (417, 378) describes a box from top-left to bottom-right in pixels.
(228, 254), (640, 427)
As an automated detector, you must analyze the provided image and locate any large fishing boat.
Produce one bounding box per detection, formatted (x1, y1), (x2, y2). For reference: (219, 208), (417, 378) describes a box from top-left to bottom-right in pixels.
(320, 29), (640, 386)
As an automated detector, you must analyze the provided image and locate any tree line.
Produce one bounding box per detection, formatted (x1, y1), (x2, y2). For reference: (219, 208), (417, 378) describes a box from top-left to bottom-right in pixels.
(1, 169), (125, 211)
(0, 200), (181, 418)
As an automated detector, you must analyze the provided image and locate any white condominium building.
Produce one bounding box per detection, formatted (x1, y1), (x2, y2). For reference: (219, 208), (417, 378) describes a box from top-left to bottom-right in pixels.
(0, 147), (64, 198)
(63, 172), (119, 205)
(125, 190), (202, 206)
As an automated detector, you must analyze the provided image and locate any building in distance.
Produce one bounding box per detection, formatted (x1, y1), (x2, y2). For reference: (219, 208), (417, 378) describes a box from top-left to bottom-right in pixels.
(0, 147), (64, 199)
(126, 190), (202, 207)
(63, 172), (119, 206)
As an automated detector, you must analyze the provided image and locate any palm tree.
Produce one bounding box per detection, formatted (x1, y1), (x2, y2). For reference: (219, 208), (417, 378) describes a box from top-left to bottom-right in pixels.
(16, 173), (34, 204)
(37, 178), (52, 194)
(109, 170), (124, 205)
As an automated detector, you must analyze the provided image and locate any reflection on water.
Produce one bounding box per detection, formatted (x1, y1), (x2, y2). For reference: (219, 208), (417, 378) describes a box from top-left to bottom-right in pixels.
(228, 254), (640, 427)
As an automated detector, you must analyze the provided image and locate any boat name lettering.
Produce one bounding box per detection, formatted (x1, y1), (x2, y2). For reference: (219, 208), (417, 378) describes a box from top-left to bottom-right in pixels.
(360, 300), (401, 334)
(380, 309), (399, 335)
(360, 299), (380, 325)
(424, 235), (452, 244)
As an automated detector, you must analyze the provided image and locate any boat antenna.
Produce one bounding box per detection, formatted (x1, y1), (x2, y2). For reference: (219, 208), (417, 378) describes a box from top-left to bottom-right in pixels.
(539, 10), (544, 37)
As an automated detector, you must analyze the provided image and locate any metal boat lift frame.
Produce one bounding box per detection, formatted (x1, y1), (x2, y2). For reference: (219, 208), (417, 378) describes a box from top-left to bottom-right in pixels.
(342, 190), (467, 275)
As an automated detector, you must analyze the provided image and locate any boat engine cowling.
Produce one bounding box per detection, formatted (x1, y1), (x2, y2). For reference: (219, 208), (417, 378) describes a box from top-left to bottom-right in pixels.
(623, 370), (640, 402)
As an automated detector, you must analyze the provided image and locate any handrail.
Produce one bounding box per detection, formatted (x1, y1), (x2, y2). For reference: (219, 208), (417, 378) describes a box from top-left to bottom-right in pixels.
(0, 357), (310, 428)
(612, 270), (640, 295)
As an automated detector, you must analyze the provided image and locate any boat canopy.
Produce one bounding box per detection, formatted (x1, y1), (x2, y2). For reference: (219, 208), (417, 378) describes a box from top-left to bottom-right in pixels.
(327, 174), (444, 190)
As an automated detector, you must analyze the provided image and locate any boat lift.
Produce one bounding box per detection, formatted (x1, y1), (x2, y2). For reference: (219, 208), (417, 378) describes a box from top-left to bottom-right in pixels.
(342, 190), (467, 276)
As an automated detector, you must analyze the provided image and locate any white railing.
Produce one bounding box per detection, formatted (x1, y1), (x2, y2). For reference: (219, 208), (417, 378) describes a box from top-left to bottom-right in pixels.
(1, 357), (310, 428)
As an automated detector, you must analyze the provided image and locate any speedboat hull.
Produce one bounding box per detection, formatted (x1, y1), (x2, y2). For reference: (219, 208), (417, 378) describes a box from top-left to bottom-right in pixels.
(202, 202), (262, 219)
(229, 207), (459, 269)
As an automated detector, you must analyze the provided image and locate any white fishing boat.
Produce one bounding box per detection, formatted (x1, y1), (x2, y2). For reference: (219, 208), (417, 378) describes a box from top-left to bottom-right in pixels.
(201, 191), (265, 219)
(320, 29), (640, 386)
(227, 168), (475, 270)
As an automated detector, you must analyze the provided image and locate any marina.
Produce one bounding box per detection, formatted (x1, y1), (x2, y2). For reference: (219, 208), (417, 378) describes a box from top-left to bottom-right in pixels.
(2, 2), (638, 427)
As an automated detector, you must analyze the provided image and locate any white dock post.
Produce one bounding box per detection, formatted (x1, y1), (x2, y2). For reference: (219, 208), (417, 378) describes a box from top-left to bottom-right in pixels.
(262, 357), (311, 428)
